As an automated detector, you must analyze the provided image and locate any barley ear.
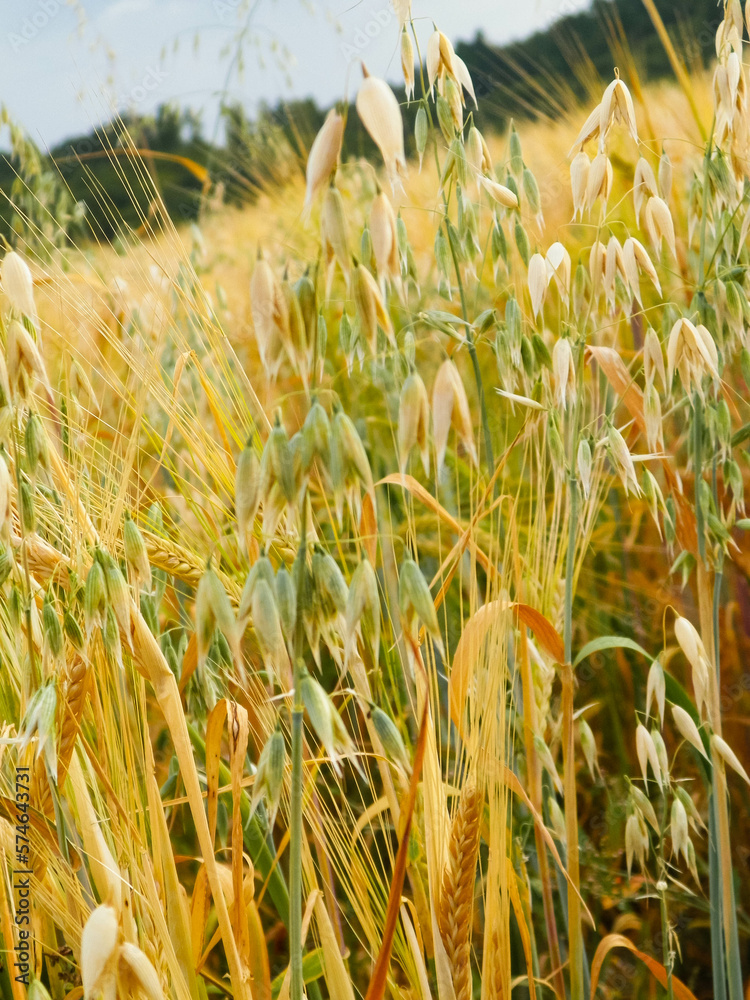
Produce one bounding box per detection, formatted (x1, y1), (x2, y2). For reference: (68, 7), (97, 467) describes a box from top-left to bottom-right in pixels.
(438, 784), (483, 1000)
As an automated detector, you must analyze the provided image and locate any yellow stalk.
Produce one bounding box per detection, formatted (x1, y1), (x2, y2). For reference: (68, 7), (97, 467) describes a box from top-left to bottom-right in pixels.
(639, 0), (706, 139)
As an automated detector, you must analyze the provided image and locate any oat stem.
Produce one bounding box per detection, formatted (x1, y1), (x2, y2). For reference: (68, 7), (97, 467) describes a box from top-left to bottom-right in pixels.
(658, 795), (674, 1000)
(563, 344), (583, 1000)
(444, 219), (494, 473)
(290, 492), (309, 1000)
(410, 15), (493, 474)
(518, 621), (565, 1000)
(10, 413), (37, 695)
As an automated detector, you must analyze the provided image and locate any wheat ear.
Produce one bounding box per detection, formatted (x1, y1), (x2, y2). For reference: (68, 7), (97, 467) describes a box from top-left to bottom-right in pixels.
(438, 784), (482, 1000)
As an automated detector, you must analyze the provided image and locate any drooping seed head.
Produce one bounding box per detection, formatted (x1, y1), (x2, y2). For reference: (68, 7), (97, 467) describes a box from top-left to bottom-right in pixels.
(235, 442), (260, 555)
(250, 256), (286, 375)
(629, 781), (659, 832)
(599, 71), (638, 144)
(398, 557), (441, 650)
(552, 337), (576, 411)
(414, 106), (428, 170)
(635, 722), (661, 787)
(579, 718), (600, 779)
(528, 253), (547, 319)
(123, 514), (151, 591)
(658, 148), (672, 200)
(24, 412), (49, 477)
(585, 151), (612, 211)
(261, 415), (296, 505)
(651, 727), (669, 785)
(370, 704), (410, 773)
(251, 578), (286, 686)
(400, 28), (415, 101)
(304, 108), (344, 214)
(42, 589), (64, 663)
(1, 250), (37, 321)
(370, 189), (400, 287)
(625, 811), (649, 878)
(570, 101), (603, 152)
(6, 320), (50, 399)
(356, 67), (407, 191)
(313, 549), (349, 620)
(299, 668), (338, 770)
(398, 369), (430, 476)
(99, 550), (131, 646)
(644, 196), (676, 258)
(712, 733), (750, 785)
(350, 259), (392, 351)
(577, 438), (592, 500)
(546, 242), (571, 306)
(670, 796), (689, 862)
(345, 557), (380, 664)
(646, 658), (666, 726)
(453, 52), (477, 108)
(667, 319), (718, 399)
(251, 726), (287, 827)
(118, 943), (164, 1000)
(606, 423), (641, 495)
(321, 184), (350, 279)
(81, 904), (119, 1000)
(196, 565), (237, 668)
(0, 453), (11, 537)
(480, 175), (519, 210)
(633, 157), (658, 224)
(570, 151), (590, 220)
(18, 680), (58, 780)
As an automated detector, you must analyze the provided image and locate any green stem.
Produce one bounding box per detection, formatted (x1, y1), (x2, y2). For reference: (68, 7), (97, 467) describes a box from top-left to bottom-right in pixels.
(564, 472), (577, 666)
(693, 113), (737, 1000)
(658, 795), (675, 1000)
(10, 416), (37, 693)
(290, 493), (309, 1000)
(693, 393), (705, 563)
(696, 125), (714, 292)
(660, 891), (674, 1000)
(562, 471), (583, 1000)
(409, 15), (494, 474)
(444, 219), (494, 471)
(290, 690), (304, 1000)
(711, 541), (743, 1000)
(708, 791), (728, 1000)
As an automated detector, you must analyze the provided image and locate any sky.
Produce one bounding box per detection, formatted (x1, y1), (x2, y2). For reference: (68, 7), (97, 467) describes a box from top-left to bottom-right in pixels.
(0, 0), (592, 150)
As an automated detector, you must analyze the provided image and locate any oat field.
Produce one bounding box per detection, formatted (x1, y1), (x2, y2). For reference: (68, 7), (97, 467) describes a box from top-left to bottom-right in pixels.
(1, 3), (750, 1000)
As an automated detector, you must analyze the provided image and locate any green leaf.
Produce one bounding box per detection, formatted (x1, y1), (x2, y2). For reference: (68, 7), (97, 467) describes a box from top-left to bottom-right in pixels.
(574, 638), (713, 779)
(573, 635), (652, 668)
(730, 422), (750, 448)
(272, 948), (325, 999)
(187, 723), (290, 925)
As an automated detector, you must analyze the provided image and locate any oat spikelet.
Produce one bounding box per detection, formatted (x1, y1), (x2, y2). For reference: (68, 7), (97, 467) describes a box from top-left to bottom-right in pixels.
(356, 65), (407, 191)
(439, 784), (482, 1000)
(304, 108), (344, 214)
(1, 250), (37, 323)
